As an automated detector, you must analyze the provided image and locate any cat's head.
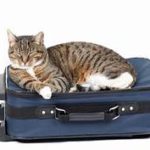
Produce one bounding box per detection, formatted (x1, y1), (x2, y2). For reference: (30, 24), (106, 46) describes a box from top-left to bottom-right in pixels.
(7, 30), (47, 68)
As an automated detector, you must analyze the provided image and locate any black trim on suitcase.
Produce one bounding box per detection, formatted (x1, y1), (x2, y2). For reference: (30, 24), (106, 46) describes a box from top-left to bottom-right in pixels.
(6, 104), (119, 121)
(6, 101), (149, 122)
(0, 73), (11, 141)
(6, 86), (150, 99)
(0, 73), (6, 140)
(0, 103), (6, 141)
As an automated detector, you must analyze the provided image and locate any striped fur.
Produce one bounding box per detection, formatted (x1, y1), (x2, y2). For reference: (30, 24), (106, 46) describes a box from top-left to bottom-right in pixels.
(8, 31), (136, 99)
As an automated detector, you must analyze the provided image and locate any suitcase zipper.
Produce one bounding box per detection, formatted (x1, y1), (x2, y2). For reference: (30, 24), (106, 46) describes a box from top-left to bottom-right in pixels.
(6, 86), (150, 99)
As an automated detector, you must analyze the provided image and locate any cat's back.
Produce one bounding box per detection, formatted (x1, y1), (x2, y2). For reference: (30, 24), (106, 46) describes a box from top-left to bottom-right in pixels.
(47, 41), (112, 53)
(47, 41), (125, 64)
(47, 41), (118, 61)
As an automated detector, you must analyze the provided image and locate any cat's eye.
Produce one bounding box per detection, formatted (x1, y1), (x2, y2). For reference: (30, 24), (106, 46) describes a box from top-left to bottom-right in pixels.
(34, 55), (41, 59)
(16, 54), (21, 58)
(9, 50), (14, 55)
(9, 55), (16, 59)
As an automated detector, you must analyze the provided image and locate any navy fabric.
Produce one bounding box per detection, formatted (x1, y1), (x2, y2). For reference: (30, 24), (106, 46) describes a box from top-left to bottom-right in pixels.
(6, 57), (150, 140)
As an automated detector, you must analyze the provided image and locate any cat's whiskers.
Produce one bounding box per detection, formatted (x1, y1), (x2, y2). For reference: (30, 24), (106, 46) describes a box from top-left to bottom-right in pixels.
(11, 59), (43, 69)
(11, 59), (44, 80)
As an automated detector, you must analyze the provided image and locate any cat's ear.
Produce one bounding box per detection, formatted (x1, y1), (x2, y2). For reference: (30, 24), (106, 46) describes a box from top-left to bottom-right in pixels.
(7, 29), (17, 47)
(34, 32), (44, 45)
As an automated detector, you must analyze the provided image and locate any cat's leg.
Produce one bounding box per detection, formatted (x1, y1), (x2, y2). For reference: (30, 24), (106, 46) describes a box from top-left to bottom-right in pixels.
(69, 83), (91, 92)
(30, 76), (69, 99)
(86, 72), (134, 91)
(70, 72), (133, 92)
(78, 83), (101, 92)
(9, 67), (53, 99)
(46, 76), (70, 92)
(69, 85), (78, 92)
(107, 72), (134, 89)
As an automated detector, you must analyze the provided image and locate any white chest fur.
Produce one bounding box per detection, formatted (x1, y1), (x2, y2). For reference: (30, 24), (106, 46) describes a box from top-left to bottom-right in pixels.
(11, 60), (43, 80)
(11, 64), (37, 80)
(26, 67), (37, 80)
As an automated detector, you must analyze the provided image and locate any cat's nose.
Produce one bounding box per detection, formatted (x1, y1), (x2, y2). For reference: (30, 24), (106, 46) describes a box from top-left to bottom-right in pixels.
(21, 62), (26, 66)
(22, 56), (29, 64)
(21, 60), (28, 66)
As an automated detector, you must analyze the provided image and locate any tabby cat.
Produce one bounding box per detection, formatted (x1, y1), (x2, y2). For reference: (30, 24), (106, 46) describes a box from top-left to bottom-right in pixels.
(8, 30), (136, 99)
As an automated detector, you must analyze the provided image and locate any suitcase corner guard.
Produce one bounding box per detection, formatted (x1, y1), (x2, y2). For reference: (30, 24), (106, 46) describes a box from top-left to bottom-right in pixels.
(0, 100), (11, 141)
(0, 100), (6, 139)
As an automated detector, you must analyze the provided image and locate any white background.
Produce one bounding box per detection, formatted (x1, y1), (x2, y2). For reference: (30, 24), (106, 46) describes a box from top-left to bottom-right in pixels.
(0, 0), (150, 149)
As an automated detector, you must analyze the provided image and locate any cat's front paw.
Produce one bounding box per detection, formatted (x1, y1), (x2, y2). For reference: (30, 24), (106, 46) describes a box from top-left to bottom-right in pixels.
(39, 86), (52, 99)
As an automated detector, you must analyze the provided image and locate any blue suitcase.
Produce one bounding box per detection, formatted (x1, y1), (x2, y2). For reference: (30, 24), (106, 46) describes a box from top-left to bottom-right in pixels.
(1, 57), (150, 141)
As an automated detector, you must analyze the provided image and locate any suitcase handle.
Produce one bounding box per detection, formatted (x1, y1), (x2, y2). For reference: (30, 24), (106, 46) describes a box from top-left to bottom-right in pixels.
(55, 105), (120, 121)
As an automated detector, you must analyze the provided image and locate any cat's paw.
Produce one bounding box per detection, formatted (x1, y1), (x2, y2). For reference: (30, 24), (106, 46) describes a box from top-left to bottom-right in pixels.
(69, 86), (77, 93)
(39, 86), (52, 99)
